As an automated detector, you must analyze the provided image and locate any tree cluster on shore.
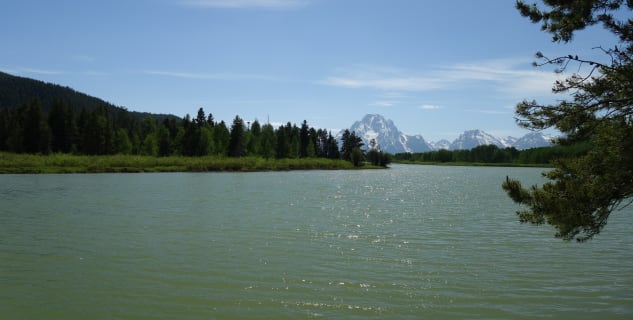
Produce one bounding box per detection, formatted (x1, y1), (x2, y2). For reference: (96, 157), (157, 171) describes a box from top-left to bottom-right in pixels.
(394, 143), (590, 165)
(0, 99), (390, 167)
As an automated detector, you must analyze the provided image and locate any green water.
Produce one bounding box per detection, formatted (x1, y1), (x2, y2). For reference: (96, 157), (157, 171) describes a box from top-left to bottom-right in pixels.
(1, 165), (631, 319)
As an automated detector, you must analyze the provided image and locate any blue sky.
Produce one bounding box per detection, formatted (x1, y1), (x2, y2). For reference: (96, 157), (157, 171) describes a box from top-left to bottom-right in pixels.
(1, 0), (616, 141)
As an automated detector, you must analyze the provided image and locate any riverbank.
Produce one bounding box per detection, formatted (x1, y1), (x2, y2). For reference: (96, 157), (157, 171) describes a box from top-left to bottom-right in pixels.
(0, 153), (380, 173)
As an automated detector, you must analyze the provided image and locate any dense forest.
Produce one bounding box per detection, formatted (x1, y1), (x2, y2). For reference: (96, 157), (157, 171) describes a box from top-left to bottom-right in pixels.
(0, 98), (391, 167)
(394, 142), (591, 165)
(0, 71), (390, 166)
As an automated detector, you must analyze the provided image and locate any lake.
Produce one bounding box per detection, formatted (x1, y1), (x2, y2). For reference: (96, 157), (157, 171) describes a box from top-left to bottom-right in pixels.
(1, 165), (631, 319)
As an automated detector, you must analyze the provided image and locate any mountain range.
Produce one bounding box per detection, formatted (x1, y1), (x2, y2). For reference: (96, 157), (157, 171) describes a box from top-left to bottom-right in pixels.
(339, 114), (553, 154)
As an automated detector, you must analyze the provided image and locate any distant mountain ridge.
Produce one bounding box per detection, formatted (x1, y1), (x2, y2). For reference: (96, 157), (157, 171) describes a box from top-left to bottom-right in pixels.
(341, 114), (553, 153)
(0, 71), (178, 122)
(339, 114), (433, 154)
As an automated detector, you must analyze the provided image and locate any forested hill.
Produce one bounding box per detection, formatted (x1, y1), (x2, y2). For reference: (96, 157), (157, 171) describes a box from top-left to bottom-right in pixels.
(0, 71), (178, 122)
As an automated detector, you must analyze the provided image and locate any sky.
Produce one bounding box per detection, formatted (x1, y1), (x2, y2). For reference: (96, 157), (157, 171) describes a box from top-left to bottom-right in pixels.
(0, 0), (619, 142)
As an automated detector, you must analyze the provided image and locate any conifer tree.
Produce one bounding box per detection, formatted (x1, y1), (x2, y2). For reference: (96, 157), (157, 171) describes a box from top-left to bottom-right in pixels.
(503, 0), (633, 241)
(228, 116), (245, 157)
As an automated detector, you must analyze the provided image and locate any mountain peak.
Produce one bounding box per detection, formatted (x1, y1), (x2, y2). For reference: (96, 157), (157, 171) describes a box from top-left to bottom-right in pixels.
(341, 114), (432, 154)
(340, 114), (555, 153)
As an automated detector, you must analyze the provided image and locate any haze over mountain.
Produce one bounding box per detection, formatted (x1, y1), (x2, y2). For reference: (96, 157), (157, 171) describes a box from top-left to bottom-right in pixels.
(340, 114), (553, 153)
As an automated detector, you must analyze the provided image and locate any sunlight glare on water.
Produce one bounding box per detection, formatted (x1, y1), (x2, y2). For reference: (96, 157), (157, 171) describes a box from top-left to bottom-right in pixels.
(1, 165), (632, 319)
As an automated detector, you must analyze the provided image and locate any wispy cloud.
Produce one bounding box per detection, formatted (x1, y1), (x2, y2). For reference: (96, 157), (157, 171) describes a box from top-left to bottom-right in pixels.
(370, 100), (398, 107)
(145, 70), (276, 81)
(17, 67), (64, 75)
(321, 65), (446, 91)
(321, 59), (566, 98)
(418, 104), (443, 110)
(181, 0), (308, 9)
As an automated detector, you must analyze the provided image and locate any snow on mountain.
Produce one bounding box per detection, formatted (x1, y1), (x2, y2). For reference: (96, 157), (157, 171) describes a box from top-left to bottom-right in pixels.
(500, 136), (518, 148)
(340, 114), (556, 153)
(429, 139), (452, 150)
(511, 132), (553, 150)
(449, 129), (505, 150)
(339, 114), (433, 154)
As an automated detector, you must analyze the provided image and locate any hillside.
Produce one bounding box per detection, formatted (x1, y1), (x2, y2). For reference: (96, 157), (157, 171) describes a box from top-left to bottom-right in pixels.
(0, 71), (178, 122)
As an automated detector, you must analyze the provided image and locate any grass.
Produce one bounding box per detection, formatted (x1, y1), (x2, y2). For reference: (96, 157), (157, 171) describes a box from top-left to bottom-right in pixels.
(0, 152), (375, 174)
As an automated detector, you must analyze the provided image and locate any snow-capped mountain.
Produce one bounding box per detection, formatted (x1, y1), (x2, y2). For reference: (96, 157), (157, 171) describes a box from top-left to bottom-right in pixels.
(500, 136), (518, 148)
(341, 114), (555, 153)
(449, 129), (506, 150)
(511, 132), (553, 150)
(429, 139), (452, 150)
(339, 114), (433, 154)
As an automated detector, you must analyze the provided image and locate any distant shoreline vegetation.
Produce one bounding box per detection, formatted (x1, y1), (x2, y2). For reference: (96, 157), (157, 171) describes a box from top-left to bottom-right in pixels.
(393, 143), (591, 167)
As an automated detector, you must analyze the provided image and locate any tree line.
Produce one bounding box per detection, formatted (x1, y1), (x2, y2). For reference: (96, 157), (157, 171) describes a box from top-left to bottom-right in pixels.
(393, 143), (591, 165)
(0, 98), (390, 166)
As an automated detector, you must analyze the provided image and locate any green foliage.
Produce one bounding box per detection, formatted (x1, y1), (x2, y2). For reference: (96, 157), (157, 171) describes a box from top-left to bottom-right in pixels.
(340, 129), (364, 162)
(505, 1), (633, 241)
(394, 144), (589, 166)
(228, 115), (245, 157)
(0, 74), (389, 169)
(114, 128), (133, 154)
(0, 152), (361, 173)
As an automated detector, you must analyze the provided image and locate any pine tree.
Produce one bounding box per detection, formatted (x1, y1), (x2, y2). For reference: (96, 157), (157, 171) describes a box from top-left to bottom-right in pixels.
(503, 0), (633, 241)
(228, 116), (245, 157)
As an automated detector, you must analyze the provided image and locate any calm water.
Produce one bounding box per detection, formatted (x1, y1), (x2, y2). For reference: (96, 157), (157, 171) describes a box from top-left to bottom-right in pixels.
(1, 165), (631, 319)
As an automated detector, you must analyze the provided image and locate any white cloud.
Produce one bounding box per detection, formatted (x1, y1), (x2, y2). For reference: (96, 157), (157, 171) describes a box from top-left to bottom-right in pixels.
(321, 59), (567, 98)
(18, 67), (64, 75)
(320, 65), (447, 91)
(370, 100), (397, 107)
(418, 104), (443, 110)
(181, 0), (307, 9)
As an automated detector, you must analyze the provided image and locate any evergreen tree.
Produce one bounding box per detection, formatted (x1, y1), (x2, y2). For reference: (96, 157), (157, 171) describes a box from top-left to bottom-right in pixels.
(260, 123), (277, 159)
(326, 132), (340, 159)
(503, 0), (633, 241)
(299, 120), (310, 158)
(213, 121), (230, 156)
(0, 108), (9, 150)
(276, 124), (290, 158)
(82, 106), (114, 155)
(247, 120), (262, 156)
(114, 128), (133, 154)
(157, 125), (172, 156)
(141, 133), (157, 156)
(180, 114), (198, 156)
(48, 98), (75, 153)
(195, 107), (206, 128)
(22, 98), (50, 154)
(340, 129), (364, 161)
(228, 115), (245, 157)
(197, 126), (214, 156)
(76, 108), (88, 153)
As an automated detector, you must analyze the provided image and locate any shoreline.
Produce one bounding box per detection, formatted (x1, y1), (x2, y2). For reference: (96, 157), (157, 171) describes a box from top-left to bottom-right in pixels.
(0, 153), (383, 174)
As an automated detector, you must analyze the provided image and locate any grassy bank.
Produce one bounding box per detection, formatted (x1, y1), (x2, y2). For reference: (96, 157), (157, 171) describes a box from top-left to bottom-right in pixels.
(393, 160), (553, 168)
(0, 152), (374, 173)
